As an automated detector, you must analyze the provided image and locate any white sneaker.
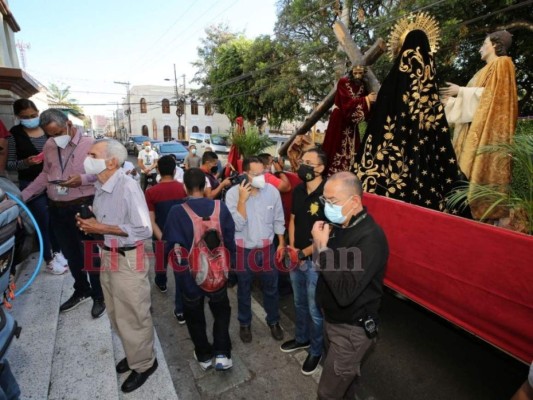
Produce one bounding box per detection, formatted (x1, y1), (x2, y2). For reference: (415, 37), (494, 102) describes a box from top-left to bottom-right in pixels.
(193, 352), (213, 371)
(53, 252), (69, 269)
(215, 355), (233, 371)
(45, 259), (68, 275)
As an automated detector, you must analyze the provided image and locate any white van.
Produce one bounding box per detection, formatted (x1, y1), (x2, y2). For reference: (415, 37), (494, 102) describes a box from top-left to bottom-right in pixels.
(189, 132), (230, 154)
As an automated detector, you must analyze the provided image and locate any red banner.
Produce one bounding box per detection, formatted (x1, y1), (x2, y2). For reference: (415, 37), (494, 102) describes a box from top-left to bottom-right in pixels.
(364, 193), (533, 364)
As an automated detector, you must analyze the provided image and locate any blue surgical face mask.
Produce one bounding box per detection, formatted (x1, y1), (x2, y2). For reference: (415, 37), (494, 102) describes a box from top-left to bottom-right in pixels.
(20, 117), (40, 129)
(324, 202), (347, 224)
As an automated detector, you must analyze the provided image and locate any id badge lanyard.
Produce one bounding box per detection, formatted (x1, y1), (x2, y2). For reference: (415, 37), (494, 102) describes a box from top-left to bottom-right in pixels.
(57, 144), (77, 178)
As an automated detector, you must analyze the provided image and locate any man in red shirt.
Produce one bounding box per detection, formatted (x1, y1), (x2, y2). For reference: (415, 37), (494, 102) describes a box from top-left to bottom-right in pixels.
(144, 155), (188, 322)
(258, 153), (290, 193)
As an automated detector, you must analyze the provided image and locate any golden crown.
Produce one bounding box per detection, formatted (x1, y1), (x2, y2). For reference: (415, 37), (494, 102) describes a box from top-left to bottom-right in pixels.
(387, 12), (441, 60)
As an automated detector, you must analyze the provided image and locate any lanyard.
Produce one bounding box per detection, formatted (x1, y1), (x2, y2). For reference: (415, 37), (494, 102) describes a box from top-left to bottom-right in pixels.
(57, 145), (76, 175)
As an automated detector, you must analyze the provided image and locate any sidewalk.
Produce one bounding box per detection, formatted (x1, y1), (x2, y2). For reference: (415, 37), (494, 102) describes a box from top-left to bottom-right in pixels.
(149, 269), (321, 399)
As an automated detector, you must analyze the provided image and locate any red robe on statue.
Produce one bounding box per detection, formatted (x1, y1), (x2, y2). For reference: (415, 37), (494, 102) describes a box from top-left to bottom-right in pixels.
(322, 76), (370, 176)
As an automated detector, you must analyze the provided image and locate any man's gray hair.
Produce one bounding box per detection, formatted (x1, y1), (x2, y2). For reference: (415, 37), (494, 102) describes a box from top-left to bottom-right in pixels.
(328, 171), (363, 197)
(99, 139), (128, 166)
(39, 108), (68, 128)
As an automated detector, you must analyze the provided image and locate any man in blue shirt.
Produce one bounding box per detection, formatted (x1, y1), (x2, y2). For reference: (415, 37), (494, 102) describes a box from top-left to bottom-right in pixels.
(163, 168), (236, 371)
(225, 156), (286, 343)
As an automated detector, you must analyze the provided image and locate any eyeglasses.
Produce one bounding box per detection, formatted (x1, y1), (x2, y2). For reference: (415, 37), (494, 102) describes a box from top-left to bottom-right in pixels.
(297, 160), (322, 167)
(248, 171), (264, 177)
(319, 195), (352, 206)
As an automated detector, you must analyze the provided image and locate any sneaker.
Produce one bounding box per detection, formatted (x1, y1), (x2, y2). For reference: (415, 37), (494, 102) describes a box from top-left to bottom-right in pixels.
(59, 292), (91, 312)
(45, 259), (68, 275)
(215, 355), (233, 371)
(193, 351), (213, 371)
(301, 354), (321, 376)
(53, 252), (69, 268)
(155, 281), (167, 293)
(91, 299), (106, 319)
(280, 339), (310, 353)
(173, 310), (186, 325)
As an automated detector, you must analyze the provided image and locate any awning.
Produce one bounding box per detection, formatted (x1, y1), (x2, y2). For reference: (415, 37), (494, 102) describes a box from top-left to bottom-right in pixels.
(0, 67), (40, 98)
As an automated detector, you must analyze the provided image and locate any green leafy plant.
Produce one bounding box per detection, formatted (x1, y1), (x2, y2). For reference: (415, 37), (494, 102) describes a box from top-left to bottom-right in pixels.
(447, 121), (533, 234)
(228, 124), (274, 158)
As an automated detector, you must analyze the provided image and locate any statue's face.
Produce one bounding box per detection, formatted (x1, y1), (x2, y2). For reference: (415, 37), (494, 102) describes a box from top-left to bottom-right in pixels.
(352, 66), (365, 80)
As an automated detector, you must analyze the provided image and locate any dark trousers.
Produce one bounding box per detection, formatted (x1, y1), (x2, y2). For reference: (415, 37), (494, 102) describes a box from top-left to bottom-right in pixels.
(236, 245), (279, 326)
(182, 286), (232, 361)
(49, 200), (103, 300)
(19, 181), (55, 262)
(317, 320), (375, 400)
(141, 172), (157, 192)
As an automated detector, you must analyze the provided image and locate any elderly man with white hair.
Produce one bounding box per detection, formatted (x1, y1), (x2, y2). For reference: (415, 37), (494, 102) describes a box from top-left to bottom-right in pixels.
(76, 139), (157, 393)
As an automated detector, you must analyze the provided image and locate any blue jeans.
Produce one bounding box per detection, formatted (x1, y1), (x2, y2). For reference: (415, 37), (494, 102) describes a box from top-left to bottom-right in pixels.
(290, 260), (324, 357)
(153, 240), (183, 314)
(236, 245), (279, 326)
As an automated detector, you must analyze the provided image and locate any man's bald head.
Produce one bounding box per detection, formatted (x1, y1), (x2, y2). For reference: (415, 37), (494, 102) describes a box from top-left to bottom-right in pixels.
(327, 172), (363, 198)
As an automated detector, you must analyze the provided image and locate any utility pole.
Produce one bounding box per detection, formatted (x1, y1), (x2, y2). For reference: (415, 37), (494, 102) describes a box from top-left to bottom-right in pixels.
(114, 81), (132, 135)
(182, 74), (187, 139)
(16, 41), (31, 69)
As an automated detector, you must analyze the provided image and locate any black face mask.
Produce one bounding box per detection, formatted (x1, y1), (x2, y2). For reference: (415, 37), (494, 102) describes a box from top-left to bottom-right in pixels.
(297, 164), (317, 182)
(210, 166), (218, 174)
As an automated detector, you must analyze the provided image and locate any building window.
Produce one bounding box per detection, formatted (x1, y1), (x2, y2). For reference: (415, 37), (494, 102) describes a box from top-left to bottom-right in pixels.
(205, 126), (212, 134)
(191, 100), (198, 115)
(162, 99), (170, 114)
(140, 98), (147, 114)
(192, 126), (199, 133)
(204, 102), (213, 116)
(163, 125), (172, 141)
(142, 125), (149, 136)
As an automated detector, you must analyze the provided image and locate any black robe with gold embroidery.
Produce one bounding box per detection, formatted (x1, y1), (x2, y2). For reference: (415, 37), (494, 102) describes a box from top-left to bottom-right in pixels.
(353, 30), (467, 213)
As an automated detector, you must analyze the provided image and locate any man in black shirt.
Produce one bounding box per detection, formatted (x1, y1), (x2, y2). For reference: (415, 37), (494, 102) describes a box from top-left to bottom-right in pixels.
(280, 148), (327, 376)
(312, 172), (389, 400)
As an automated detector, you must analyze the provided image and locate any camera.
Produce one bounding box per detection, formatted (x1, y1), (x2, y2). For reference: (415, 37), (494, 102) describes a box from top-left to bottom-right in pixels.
(229, 172), (249, 186)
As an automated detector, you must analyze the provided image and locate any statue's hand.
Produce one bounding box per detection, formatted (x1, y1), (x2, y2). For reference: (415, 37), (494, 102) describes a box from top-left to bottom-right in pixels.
(440, 82), (460, 97)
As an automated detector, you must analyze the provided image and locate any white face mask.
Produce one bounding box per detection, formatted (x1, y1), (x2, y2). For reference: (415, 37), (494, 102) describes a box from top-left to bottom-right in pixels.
(83, 157), (107, 175)
(54, 135), (71, 149)
(251, 174), (266, 189)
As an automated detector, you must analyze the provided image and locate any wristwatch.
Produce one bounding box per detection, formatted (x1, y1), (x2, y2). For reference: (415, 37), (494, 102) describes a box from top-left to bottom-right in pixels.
(297, 250), (306, 261)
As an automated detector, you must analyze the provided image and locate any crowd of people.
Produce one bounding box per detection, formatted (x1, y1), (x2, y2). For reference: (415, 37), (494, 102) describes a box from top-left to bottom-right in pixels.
(0, 17), (527, 399)
(0, 101), (389, 397)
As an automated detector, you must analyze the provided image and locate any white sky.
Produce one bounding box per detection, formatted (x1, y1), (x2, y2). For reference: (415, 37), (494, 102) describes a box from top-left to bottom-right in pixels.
(10, 0), (279, 116)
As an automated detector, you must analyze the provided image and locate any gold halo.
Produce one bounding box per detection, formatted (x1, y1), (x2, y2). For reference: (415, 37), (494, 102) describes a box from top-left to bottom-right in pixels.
(387, 12), (441, 60)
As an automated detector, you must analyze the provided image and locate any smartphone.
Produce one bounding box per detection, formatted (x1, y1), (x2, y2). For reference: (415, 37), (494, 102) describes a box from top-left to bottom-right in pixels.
(49, 179), (66, 184)
(33, 152), (44, 162)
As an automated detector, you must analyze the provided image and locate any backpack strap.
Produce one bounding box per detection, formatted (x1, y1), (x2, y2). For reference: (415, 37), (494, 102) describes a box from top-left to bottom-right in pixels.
(211, 200), (221, 220)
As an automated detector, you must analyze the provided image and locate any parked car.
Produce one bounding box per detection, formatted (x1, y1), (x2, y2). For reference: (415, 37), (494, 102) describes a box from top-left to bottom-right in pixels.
(189, 132), (230, 154)
(153, 142), (189, 167)
(173, 139), (189, 149)
(125, 135), (148, 155)
(210, 134), (230, 153)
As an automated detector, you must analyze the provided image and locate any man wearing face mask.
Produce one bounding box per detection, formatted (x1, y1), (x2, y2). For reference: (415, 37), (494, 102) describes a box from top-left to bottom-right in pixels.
(200, 151), (232, 200)
(137, 141), (159, 191)
(21, 108), (105, 318)
(311, 172), (388, 400)
(184, 144), (201, 169)
(281, 148), (327, 376)
(225, 156), (286, 343)
(76, 139), (157, 393)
